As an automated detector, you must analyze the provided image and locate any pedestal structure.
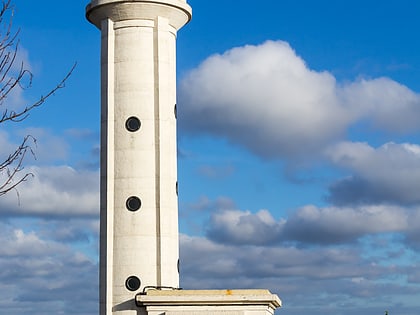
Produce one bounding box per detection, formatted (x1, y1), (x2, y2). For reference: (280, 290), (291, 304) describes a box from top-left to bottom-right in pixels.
(86, 1), (282, 315)
(86, 1), (191, 314)
(137, 290), (281, 315)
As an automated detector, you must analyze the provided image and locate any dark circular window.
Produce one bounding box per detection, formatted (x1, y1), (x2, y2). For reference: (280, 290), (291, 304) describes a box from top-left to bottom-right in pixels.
(174, 104), (177, 119)
(126, 196), (141, 211)
(125, 276), (141, 291)
(125, 116), (141, 132)
(176, 181), (178, 196)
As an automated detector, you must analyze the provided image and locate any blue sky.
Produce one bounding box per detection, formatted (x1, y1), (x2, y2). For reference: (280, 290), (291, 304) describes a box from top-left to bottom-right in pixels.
(1, 0), (420, 314)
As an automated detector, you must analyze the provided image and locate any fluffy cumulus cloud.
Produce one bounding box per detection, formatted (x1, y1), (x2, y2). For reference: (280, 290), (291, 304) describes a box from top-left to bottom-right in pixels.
(283, 204), (420, 245)
(0, 126), (99, 217)
(179, 196), (420, 315)
(326, 142), (420, 206)
(341, 78), (420, 133)
(0, 95), (104, 315)
(179, 40), (420, 159)
(207, 209), (284, 245)
(0, 128), (100, 314)
(179, 234), (420, 315)
(203, 200), (420, 247)
(0, 222), (98, 315)
(0, 127), (100, 314)
(0, 165), (99, 217)
(179, 41), (345, 158)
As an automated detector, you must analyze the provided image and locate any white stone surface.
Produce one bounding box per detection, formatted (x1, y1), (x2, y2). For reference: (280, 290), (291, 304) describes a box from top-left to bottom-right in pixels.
(86, 1), (191, 314)
(137, 289), (281, 315)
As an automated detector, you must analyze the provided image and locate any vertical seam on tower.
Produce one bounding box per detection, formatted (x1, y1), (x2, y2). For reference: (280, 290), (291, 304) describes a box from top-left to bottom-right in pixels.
(153, 16), (162, 287)
(102, 18), (115, 315)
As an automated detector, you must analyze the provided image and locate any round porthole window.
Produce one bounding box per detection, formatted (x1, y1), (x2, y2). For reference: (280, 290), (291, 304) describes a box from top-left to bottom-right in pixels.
(125, 116), (141, 132)
(126, 196), (141, 212)
(125, 276), (141, 291)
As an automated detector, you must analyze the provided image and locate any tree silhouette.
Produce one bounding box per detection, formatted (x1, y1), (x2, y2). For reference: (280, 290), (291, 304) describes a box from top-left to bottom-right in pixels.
(0, 0), (74, 196)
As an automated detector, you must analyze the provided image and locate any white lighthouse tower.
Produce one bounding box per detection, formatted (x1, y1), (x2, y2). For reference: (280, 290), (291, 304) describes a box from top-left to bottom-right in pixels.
(86, 1), (191, 313)
(86, 1), (281, 315)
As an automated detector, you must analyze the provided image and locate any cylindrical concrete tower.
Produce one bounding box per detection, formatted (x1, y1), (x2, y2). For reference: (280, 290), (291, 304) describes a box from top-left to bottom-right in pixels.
(85, 1), (191, 314)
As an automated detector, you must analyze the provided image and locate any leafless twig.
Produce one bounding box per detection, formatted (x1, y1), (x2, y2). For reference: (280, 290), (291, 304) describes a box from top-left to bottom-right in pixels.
(0, 0), (75, 196)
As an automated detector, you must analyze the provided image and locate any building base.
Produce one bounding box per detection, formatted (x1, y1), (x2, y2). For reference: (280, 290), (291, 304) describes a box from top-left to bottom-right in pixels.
(135, 289), (281, 315)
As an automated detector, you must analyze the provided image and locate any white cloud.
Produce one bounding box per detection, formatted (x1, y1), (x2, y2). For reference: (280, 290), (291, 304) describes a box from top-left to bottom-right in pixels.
(179, 41), (420, 160)
(0, 165), (99, 217)
(326, 141), (420, 205)
(207, 209), (284, 245)
(0, 222), (98, 315)
(179, 233), (419, 315)
(0, 228), (63, 257)
(180, 198), (420, 313)
(202, 197), (420, 246)
(179, 40), (346, 158)
(341, 77), (420, 133)
(283, 204), (411, 244)
(38, 218), (99, 244)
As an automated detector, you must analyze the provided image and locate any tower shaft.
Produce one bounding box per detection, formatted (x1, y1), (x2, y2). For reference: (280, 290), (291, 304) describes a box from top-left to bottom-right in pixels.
(86, 1), (191, 314)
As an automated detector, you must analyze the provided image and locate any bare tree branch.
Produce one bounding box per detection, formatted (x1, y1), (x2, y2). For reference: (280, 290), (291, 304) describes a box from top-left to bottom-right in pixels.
(0, 62), (76, 123)
(0, 135), (36, 197)
(0, 0), (75, 197)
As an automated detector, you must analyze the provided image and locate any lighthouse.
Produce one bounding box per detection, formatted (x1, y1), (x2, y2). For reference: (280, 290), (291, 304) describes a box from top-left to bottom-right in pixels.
(86, 1), (281, 315)
(86, 1), (191, 313)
